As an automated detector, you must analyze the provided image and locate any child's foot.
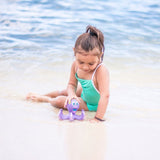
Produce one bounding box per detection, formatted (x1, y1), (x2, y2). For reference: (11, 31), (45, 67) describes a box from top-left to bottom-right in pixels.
(26, 93), (51, 102)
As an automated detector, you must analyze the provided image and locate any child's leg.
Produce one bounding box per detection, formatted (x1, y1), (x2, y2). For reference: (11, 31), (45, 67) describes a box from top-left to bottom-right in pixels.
(26, 85), (88, 110)
(26, 89), (67, 102)
(77, 97), (89, 111)
(44, 90), (67, 98)
(51, 85), (87, 110)
(44, 86), (81, 98)
(26, 93), (52, 102)
(26, 85), (82, 103)
(50, 95), (88, 111)
(50, 96), (67, 108)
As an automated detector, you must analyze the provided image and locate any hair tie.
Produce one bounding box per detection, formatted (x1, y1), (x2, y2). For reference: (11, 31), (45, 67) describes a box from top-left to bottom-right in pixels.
(90, 31), (97, 37)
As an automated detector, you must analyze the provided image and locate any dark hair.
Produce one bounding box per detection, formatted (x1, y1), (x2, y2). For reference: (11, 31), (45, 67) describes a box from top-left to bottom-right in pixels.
(74, 25), (105, 61)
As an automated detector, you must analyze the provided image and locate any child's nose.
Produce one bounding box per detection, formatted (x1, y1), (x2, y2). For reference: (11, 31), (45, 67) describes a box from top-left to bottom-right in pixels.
(83, 64), (89, 70)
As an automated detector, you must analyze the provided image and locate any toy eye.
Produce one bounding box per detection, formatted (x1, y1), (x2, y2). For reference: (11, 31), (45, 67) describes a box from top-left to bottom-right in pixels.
(72, 102), (75, 105)
(76, 103), (78, 105)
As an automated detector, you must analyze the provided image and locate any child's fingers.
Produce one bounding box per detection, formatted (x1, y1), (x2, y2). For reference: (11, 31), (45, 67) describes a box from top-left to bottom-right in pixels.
(64, 96), (80, 108)
(71, 96), (80, 104)
(69, 96), (80, 103)
(64, 98), (69, 108)
(89, 118), (100, 123)
(76, 97), (80, 103)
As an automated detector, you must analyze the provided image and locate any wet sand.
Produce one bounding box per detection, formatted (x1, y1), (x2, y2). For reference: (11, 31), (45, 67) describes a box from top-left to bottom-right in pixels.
(0, 97), (160, 160)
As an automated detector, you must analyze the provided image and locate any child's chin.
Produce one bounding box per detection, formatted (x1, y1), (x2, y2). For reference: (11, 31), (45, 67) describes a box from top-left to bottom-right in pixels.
(83, 70), (91, 73)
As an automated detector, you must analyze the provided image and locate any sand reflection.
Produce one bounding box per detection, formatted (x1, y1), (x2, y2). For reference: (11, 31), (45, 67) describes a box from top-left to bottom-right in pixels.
(64, 122), (107, 160)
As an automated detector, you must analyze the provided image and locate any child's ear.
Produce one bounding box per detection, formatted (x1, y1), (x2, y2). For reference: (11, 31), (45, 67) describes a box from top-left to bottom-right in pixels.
(100, 52), (104, 61)
(99, 52), (103, 58)
(73, 48), (76, 56)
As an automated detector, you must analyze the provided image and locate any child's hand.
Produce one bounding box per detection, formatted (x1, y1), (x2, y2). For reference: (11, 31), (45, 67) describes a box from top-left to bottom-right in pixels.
(89, 118), (100, 123)
(64, 95), (79, 108)
(89, 117), (105, 123)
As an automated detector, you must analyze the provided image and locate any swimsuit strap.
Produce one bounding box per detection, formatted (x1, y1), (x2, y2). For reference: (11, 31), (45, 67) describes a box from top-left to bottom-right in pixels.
(91, 63), (103, 80)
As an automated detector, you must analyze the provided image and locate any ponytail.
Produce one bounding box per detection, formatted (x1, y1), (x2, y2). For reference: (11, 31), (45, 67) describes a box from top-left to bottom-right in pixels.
(74, 25), (105, 61)
(86, 25), (105, 61)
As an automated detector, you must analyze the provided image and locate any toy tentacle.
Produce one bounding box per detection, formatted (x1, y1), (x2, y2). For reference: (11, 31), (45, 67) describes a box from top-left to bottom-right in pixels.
(74, 109), (85, 120)
(69, 112), (74, 121)
(58, 109), (70, 120)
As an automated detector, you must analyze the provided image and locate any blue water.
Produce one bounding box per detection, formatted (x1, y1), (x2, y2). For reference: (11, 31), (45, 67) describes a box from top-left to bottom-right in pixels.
(1, 0), (160, 59)
(0, 0), (160, 116)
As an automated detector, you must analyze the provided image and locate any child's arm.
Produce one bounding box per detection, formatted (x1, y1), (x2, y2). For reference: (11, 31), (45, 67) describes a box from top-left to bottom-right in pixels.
(64, 61), (78, 106)
(94, 65), (110, 121)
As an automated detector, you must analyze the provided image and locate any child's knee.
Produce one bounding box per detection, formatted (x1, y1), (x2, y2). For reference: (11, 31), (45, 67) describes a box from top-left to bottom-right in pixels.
(59, 89), (67, 96)
(55, 97), (62, 106)
(50, 97), (64, 108)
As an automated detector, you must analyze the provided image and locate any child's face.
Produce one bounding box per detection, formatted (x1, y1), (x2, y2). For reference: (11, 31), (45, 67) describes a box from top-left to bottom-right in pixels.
(75, 48), (101, 73)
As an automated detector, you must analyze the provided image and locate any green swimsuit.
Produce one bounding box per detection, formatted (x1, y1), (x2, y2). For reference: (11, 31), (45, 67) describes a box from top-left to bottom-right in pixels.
(75, 63), (103, 111)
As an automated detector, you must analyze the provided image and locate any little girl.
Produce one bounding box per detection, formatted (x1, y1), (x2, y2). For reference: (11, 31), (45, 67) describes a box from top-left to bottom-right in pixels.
(27, 25), (110, 122)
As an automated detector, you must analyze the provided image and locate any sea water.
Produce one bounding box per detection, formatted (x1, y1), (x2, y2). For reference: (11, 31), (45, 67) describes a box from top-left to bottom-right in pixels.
(0, 0), (160, 160)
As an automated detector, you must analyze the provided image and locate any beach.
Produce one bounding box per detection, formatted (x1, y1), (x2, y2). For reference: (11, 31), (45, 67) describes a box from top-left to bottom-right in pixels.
(1, 98), (160, 160)
(0, 0), (160, 160)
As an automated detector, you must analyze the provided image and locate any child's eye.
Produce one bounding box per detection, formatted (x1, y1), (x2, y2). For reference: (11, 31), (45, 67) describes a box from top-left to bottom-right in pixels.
(89, 63), (94, 66)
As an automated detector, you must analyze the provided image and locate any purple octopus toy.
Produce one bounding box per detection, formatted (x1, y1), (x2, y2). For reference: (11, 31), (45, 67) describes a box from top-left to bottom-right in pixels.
(58, 99), (85, 121)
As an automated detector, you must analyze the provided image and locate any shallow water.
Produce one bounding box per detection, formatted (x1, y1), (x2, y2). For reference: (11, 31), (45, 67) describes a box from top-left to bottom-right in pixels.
(0, 0), (160, 160)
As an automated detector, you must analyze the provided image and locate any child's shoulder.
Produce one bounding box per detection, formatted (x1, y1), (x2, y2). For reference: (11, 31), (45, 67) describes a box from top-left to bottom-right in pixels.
(71, 60), (78, 73)
(96, 63), (109, 77)
(98, 63), (109, 72)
